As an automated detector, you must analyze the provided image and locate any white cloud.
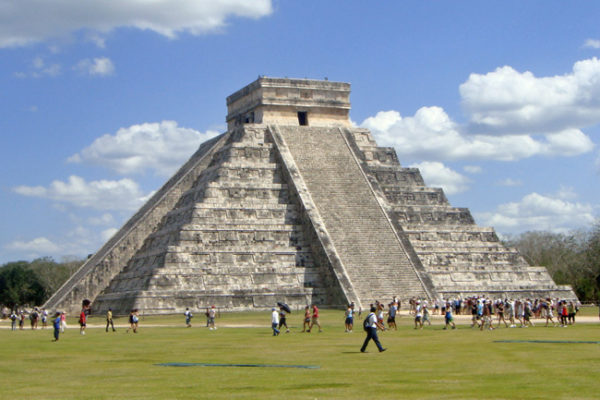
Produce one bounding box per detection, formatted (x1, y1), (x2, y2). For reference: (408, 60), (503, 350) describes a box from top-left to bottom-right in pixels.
(476, 191), (596, 234)
(496, 178), (522, 187)
(5, 237), (60, 253)
(13, 175), (147, 211)
(75, 57), (114, 76)
(584, 39), (600, 49)
(101, 228), (119, 242)
(68, 120), (219, 176)
(460, 58), (600, 134)
(16, 56), (62, 78)
(409, 161), (470, 195)
(463, 165), (482, 174)
(361, 108), (594, 162)
(0, 0), (273, 48)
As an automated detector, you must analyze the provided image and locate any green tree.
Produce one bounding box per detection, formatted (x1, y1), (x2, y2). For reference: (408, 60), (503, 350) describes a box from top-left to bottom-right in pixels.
(0, 263), (46, 308)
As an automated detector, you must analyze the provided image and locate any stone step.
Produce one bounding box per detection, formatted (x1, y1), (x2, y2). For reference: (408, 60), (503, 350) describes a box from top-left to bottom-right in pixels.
(371, 167), (425, 186)
(382, 187), (448, 206)
(411, 243), (515, 251)
(393, 208), (475, 225)
(405, 228), (499, 243)
(277, 125), (430, 304)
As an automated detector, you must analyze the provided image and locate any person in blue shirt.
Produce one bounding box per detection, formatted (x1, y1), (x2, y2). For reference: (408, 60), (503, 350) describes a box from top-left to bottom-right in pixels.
(344, 303), (355, 332)
(52, 312), (61, 341)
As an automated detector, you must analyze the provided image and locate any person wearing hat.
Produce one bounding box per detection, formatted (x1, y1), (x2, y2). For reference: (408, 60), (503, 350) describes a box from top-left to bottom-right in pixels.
(360, 306), (386, 353)
(271, 308), (280, 336)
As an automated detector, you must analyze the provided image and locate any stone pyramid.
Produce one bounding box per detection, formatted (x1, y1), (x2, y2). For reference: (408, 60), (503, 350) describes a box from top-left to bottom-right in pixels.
(45, 77), (575, 315)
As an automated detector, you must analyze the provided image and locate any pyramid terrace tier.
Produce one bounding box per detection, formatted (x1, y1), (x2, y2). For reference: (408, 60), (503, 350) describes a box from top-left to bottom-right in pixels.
(392, 206), (475, 225)
(403, 226), (500, 242)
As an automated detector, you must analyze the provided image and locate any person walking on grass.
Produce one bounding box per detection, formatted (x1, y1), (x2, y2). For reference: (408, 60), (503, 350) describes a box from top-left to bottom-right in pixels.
(106, 308), (116, 332)
(443, 306), (456, 330)
(360, 306), (386, 353)
(19, 311), (25, 330)
(52, 312), (61, 342)
(496, 300), (508, 328)
(41, 309), (48, 329)
(271, 308), (280, 336)
(376, 303), (385, 331)
(542, 298), (556, 327)
(307, 304), (322, 333)
(387, 302), (397, 331)
(79, 306), (88, 335)
(278, 306), (290, 333)
(126, 309), (139, 333)
(414, 301), (423, 329)
(10, 311), (17, 331)
(480, 300), (494, 331)
(60, 311), (67, 333)
(208, 306), (217, 330)
(422, 302), (431, 327)
(345, 303), (355, 332)
(184, 308), (193, 328)
(302, 306), (311, 332)
(567, 301), (576, 325)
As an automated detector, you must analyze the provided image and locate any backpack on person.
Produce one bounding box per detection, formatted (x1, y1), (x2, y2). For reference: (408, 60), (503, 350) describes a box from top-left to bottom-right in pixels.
(363, 313), (373, 331)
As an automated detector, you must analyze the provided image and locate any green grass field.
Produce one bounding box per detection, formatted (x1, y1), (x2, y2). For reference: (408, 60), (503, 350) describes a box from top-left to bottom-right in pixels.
(2, 309), (599, 399)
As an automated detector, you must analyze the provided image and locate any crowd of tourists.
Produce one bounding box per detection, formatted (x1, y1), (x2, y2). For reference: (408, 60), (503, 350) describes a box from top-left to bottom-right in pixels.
(394, 296), (581, 330)
(1, 295), (591, 349)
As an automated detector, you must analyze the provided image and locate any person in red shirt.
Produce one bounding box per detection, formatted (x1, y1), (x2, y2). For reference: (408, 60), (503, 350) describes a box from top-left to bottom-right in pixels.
(307, 304), (322, 333)
(79, 305), (89, 335)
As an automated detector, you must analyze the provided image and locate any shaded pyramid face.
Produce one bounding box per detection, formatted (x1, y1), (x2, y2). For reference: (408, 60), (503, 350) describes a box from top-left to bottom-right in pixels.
(45, 77), (576, 316)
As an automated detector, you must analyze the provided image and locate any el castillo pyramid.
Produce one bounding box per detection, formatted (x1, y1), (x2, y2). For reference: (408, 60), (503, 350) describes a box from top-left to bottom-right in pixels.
(45, 77), (576, 315)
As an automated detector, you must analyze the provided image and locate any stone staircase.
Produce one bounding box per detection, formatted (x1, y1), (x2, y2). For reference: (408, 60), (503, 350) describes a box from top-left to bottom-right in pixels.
(346, 128), (576, 300)
(274, 126), (431, 306)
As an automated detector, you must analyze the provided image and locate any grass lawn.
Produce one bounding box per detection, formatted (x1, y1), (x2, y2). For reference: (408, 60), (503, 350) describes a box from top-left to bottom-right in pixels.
(1, 309), (599, 399)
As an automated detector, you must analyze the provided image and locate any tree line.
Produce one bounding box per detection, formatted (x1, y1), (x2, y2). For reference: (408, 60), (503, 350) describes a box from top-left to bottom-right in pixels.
(0, 257), (83, 309)
(503, 222), (600, 302)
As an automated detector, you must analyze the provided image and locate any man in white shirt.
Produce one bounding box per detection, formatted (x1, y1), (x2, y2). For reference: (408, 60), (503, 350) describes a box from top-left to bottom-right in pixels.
(271, 308), (280, 336)
(360, 306), (386, 353)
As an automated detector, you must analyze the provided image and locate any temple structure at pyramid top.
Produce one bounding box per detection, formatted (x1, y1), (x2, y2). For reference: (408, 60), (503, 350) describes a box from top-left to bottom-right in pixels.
(45, 77), (576, 315)
(226, 77), (352, 129)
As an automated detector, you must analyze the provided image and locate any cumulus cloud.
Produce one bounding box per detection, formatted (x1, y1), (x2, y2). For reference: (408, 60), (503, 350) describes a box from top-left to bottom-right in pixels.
(460, 58), (600, 134)
(5, 237), (60, 253)
(68, 120), (219, 176)
(361, 108), (594, 162)
(476, 191), (596, 234)
(13, 175), (147, 211)
(409, 161), (470, 195)
(0, 0), (273, 48)
(75, 57), (114, 76)
(584, 39), (600, 49)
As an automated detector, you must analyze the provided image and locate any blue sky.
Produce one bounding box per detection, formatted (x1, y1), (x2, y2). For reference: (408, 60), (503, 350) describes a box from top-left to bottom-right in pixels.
(1, 1), (599, 263)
